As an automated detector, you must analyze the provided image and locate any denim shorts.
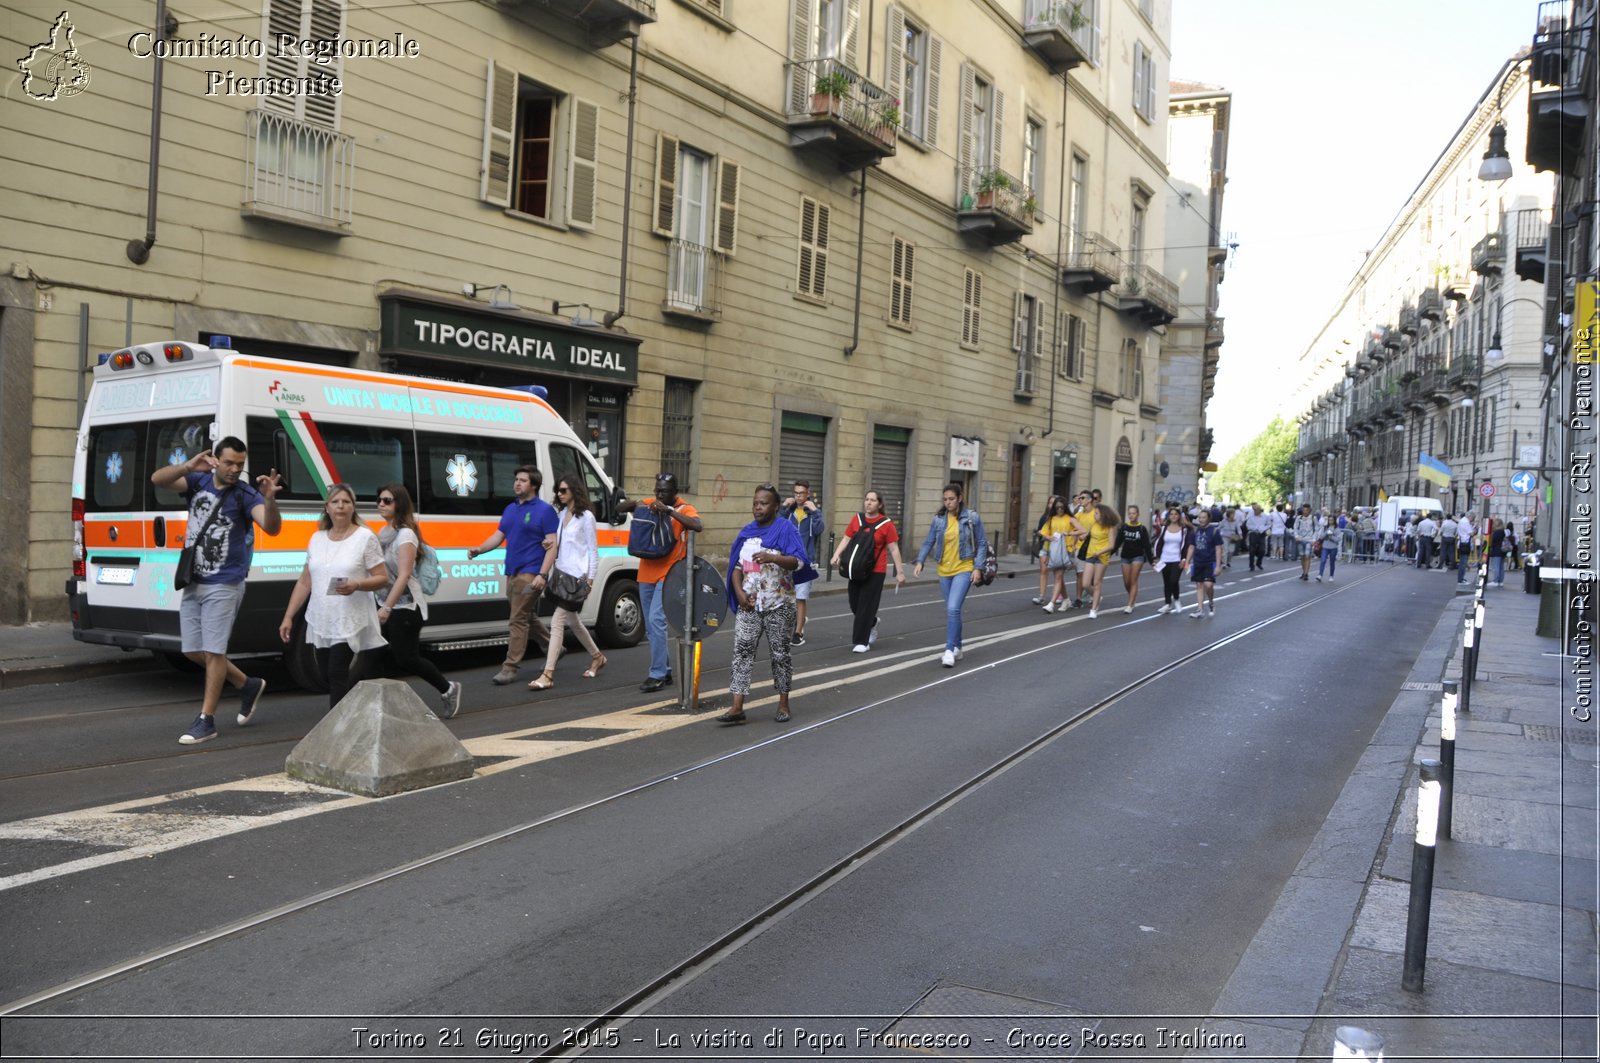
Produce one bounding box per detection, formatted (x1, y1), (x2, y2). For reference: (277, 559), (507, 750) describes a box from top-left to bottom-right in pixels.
(180, 581), (245, 655)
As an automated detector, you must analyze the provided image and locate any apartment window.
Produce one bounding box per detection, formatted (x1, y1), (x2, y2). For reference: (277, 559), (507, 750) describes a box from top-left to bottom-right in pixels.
(654, 133), (741, 313)
(481, 61), (598, 230)
(961, 268), (982, 349)
(890, 236), (915, 328)
(815, 0), (849, 60)
(1013, 292), (1043, 395)
(1120, 338), (1140, 397)
(1068, 151), (1088, 254)
(797, 196), (831, 299)
(1058, 312), (1084, 379)
(674, 0), (727, 20)
(661, 378), (698, 491)
(887, 7), (942, 147)
(1023, 116), (1044, 197)
(1133, 40), (1156, 121)
(261, 0), (344, 127)
(958, 63), (1005, 199)
(1129, 188), (1149, 262)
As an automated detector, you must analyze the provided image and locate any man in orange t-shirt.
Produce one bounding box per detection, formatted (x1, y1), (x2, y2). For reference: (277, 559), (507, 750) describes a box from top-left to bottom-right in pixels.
(630, 473), (703, 692)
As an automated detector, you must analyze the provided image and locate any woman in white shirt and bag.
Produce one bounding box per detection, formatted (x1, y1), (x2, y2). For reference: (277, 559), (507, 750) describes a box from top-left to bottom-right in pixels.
(527, 475), (605, 691)
(375, 483), (461, 719)
(278, 483), (388, 709)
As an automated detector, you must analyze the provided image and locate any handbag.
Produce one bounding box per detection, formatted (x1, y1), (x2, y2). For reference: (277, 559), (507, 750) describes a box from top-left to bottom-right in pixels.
(547, 568), (590, 611)
(1047, 535), (1071, 570)
(174, 485), (234, 591)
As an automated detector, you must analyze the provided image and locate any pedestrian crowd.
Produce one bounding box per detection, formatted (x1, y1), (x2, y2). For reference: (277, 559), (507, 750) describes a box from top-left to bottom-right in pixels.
(163, 464), (1532, 745)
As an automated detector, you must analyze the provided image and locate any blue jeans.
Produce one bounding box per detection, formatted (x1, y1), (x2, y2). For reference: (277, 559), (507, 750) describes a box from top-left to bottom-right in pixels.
(1319, 545), (1338, 579)
(640, 579), (671, 680)
(1491, 555), (1505, 585)
(938, 574), (973, 651)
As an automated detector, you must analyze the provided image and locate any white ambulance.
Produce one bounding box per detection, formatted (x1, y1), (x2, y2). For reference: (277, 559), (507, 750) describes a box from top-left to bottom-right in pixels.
(68, 339), (642, 689)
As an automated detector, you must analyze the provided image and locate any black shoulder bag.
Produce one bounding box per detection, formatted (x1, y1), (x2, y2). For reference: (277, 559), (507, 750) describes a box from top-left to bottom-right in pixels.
(174, 486), (234, 590)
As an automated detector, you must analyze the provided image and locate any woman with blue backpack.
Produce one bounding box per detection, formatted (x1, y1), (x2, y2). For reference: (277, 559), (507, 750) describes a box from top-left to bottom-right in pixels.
(374, 484), (461, 718)
(829, 489), (906, 653)
(913, 482), (990, 668)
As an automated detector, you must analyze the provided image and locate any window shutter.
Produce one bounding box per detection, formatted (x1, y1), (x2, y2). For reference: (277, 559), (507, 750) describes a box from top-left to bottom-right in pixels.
(1133, 41), (1145, 114)
(924, 35), (942, 149)
(261, 0), (302, 117)
(302, 0), (344, 127)
(798, 196), (830, 298)
(1012, 291), (1025, 352)
(788, 0), (815, 115)
(957, 63), (975, 198)
(1033, 299), (1046, 359)
(990, 87), (1005, 175)
(1057, 311), (1069, 376)
(567, 97), (599, 230)
(961, 268), (982, 347)
(480, 60), (517, 208)
(652, 132), (679, 236)
(843, 0), (861, 72)
(890, 237), (914, 325)
(714, 156), (741, 254)
(884, 5), (905, 112)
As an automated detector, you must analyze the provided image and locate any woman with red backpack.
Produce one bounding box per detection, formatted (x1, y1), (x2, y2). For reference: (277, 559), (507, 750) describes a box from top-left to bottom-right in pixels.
(830, 489), (907, 653)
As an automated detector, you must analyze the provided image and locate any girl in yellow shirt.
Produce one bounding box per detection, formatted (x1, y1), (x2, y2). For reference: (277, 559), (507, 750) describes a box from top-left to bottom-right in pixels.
(1068, 503), (1122, 618)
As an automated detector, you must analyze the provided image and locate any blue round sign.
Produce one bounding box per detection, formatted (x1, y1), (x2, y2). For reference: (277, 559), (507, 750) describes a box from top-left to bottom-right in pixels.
(1510, 471), (1537, 495)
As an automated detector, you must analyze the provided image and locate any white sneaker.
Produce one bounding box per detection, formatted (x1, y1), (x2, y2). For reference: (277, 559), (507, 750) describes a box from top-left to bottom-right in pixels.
(1157, 603), (1173, 614)
(1123, 604), (1133, 614)
(852, 644), (869, 653)
(1208, 605), (1216, 617)
(1327, 575), (1335, 582)
(1088, 608), (1098, 619)
(941, 649), (956, 667)
(868, 623), (878, 647)
(954, 646), (964, 660)
(1030, 596), (1045, 605)
(1190, 609), (1204, 620)
(1042, 601), (1056, 613)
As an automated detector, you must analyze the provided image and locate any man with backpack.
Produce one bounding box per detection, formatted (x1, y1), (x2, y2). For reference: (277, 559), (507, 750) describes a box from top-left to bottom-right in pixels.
(623, 473), (702, 693)
(779, 481), (826, 645)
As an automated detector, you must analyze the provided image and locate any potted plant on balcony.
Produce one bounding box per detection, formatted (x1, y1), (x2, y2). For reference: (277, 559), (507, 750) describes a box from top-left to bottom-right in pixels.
(1022, 192), (1039, 218)
(812, 70), (851, 116)
(975, 169), (1011, 208)
(879, 100), (901, 131)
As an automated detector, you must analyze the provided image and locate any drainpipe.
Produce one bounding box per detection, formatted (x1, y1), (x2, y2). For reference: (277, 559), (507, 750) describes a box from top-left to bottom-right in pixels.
(1042, 72), (1069, 439)
(603, 35), (641, 329)
(127, 0), (170, 265)
(842, 0), (877, 358)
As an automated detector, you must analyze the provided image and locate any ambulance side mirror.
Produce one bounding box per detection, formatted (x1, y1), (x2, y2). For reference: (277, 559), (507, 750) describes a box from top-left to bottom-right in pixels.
(609, 485), (629, 525)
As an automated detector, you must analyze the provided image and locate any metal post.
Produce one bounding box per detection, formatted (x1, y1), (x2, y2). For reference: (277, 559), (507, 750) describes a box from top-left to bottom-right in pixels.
(825, 531), (836, 582)
(1459, 612), (1475, 714)
(1439, 681), (1458, 841)
(1471, 599), (1486, 682)
(679, 530), (697, 713)
(1402, 759), (1442, 993)
(1332, 1025), (1385, 1060)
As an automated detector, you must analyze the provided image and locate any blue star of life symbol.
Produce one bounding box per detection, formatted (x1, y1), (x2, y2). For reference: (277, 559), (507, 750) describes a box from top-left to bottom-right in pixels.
(168, 447), (188, 467)
(105, 452), (123, 483)
(445, 454), (478, 497)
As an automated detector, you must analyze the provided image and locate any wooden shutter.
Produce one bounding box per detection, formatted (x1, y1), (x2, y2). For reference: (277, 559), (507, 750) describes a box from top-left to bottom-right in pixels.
(1012, 290), (1025, 352)
(957, 63), (975, 198)
(715, 157), (741, 254)
(991, 87), (1005, 174)
(481, 60), (517, 208)
(925, 35), (942, 149)
(843, 0), (861, 71)
(884, 5), (905, 113)
(302, 0), (344, 127)
(890, 237), (914, 325)
(261, 0), (302, 116)
(1133, 41), (1145, 115)
(567, 97), (599, 230)
(652, 132), (679, 236)
(788, 0), (815, 115)
(798, 197), (830, 298)
(961, 268), (982, 347)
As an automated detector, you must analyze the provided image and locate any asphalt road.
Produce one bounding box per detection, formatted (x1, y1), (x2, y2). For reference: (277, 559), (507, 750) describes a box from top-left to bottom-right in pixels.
(0, 558), (1459, 1060)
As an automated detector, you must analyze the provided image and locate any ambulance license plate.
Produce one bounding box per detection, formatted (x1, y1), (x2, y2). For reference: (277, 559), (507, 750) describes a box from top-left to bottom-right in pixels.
(96, 566), (135, 586)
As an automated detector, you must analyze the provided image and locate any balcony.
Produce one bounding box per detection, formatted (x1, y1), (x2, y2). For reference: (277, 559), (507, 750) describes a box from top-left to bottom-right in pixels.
(1418, 287), (1445, 323)
(242, 109), (354, 234)
(518, 0), (655, 46)
(1205, 314), (1224, 349)
(1398, 303), (1420, 335)
(1527, 10), (1590, 179)
(661, 238), (721, 321)
(1114, 264), (1178, 326)
(1015, 352), (1042, 398)
(957, 168), (1035, 245)
(1514, 208), (1551, 283)
(1427, 368), (1454, 405)
(1448, 354), (1479, 388)
(1021, 0), (1098, 73)
(1471, 231), (1505, 275)
(1381, 326), (1403, 351)
(784, 58), (896, 170)
(1440, 273), (1470, 302)
(1061, 232), (1120, 293)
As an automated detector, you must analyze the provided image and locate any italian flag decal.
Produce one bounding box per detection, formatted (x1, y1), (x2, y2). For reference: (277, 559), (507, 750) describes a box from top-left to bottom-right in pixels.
(275, 409), (342, 497)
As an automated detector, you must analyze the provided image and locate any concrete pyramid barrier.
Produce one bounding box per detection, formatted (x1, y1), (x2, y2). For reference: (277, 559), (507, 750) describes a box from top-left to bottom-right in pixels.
(286, 679), (474, 797)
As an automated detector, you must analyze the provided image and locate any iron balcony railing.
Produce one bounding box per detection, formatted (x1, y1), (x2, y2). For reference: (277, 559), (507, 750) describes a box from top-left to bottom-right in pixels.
(243, 109), (354, 233)
(784, 57), (897, 154)
(1015, 352), (1041, 397)
(664, 238), (721, 317)
(959, 167), (1034, 223)
(1116, 263), (1179, 321)
(1021, 0), (1098, 66)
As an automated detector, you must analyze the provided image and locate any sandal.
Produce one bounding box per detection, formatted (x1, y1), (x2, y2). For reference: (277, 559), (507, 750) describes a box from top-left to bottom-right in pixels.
(583, 654), (607, 679)
(714, 712), (747, 725)
(773, 710), (792, 723)
(527, 673), (555, 691)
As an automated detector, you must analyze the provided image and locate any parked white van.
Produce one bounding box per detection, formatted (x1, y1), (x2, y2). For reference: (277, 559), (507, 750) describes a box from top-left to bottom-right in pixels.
(68, 340), (641, 689)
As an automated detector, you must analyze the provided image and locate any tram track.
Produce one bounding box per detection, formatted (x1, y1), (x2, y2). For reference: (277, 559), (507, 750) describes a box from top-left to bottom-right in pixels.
(0, 565), (1379, 1018)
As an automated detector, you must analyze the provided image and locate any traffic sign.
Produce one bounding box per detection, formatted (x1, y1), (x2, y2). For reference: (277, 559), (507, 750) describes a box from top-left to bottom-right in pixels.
(1510, 471), (1537, 495)
(1478, 481), (1496, 499)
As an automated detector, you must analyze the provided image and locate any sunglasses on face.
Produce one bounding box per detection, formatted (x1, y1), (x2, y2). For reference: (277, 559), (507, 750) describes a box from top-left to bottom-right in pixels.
(557, 486), (571, 494)
(377, 497), (394, 505)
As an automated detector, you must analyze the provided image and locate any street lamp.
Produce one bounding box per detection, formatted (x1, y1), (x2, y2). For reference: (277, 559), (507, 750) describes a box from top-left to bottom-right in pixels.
(1478, 122), (1512, 182)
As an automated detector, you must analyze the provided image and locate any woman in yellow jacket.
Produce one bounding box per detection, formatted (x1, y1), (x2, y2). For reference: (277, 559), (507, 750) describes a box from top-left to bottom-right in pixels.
(1067, 503), (1122, 618)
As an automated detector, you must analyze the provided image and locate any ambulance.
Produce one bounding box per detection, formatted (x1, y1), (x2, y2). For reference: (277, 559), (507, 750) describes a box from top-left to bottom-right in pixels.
(68, 339), (642, 689)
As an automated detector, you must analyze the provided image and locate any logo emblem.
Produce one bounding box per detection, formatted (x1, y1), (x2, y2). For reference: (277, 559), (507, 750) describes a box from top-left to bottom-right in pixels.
(168, 447), (188, 467)
(104, 452), (123, 484)
(18, 11), (92, 102)
(445, 454), (478, 497)
(268, 380), (307, 405)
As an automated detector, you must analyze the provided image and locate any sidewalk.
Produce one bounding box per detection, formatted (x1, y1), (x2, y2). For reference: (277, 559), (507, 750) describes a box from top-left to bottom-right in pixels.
(1198, 579), (1599, 1060)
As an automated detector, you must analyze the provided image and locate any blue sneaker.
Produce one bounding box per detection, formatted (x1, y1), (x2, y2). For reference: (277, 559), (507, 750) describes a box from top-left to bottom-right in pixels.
(179, 713), (217, 745)
(237, 677), (266, 726)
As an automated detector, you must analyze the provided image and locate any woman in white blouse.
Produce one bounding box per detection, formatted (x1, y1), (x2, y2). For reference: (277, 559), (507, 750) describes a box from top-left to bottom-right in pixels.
(278, 483), (388, 708)
(527, 475), (605, 690)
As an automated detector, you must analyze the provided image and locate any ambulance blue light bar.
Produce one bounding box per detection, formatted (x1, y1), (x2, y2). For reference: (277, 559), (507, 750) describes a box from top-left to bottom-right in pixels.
(506, 384), (549, 399)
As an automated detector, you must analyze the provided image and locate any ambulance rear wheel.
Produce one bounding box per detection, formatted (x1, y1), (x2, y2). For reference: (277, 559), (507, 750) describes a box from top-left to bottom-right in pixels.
(282, 614), (329, 693)
(596, 578), (643, 648)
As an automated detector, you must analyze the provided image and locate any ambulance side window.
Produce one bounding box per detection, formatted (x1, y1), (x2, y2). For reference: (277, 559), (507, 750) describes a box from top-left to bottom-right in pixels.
(246, 417), (411, 502)
(149, 417), (212, 509)
(416, 430), (532, 516)
(549, 443), (609, 520)
(88, 426), (140, 512)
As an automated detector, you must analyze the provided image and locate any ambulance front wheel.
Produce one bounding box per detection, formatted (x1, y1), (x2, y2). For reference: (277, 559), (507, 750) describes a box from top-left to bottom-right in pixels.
(596, 578), (644, 648)
(282, 612), (330, 693)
